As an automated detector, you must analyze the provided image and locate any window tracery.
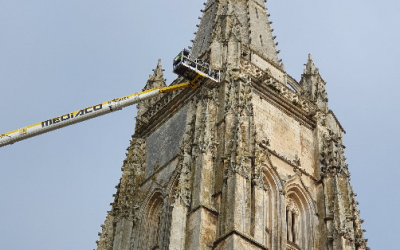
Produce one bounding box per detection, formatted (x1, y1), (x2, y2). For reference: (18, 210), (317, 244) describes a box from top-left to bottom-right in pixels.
(286, 198), (300, 245)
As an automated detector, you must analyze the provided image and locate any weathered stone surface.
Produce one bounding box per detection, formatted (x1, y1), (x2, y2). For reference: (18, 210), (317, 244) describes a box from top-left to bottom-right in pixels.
(186, 208), (218, 250)
(169, 200), (188, 250)
(145, 104), (188, 178)
(96, 1), (369, 250)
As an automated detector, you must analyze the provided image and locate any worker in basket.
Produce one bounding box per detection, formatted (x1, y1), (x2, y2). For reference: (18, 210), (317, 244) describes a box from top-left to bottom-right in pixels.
(209, 69), (219, 80)
(173, 53), (182, 68)
(173, 49), (190, 68)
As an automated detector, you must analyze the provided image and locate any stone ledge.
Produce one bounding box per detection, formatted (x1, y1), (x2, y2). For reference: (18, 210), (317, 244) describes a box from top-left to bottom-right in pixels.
(245, 45), (284, 73)
(213, 229), (268, 250)
(267, 147), (317, 182)
(189, 204), (219, 217)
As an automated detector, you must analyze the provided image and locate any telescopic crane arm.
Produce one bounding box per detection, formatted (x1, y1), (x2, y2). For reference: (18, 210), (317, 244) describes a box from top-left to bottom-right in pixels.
(0, 82), (194, 148)
(0, 49), (220, 148)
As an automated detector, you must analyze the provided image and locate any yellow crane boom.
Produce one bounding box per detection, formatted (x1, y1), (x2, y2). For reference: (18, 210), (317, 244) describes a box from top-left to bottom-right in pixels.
(0, 49), (220, 148)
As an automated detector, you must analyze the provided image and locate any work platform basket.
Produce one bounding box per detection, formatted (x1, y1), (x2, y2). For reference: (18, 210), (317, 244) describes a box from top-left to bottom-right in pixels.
(173, 49), (221, 88)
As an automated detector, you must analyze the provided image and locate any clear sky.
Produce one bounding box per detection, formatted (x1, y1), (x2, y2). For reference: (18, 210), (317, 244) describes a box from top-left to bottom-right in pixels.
(0, 0), (398, 249)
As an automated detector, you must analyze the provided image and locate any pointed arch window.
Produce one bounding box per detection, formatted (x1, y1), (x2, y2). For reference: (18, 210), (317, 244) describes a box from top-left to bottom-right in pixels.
(144, 194), (164, 250)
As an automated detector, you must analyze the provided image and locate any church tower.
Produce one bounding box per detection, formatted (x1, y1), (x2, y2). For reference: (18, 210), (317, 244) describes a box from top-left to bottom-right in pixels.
(96, 1), (369, 249)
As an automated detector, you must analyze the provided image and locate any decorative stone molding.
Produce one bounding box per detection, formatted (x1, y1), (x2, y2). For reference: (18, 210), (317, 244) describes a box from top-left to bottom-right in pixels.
(320, 130), (350, 178)
(171, 99), (200, 208)
(173, 159), (192, 207)
(195, 88), (219, 155)
(286, 198), (300, 215)
(267, 148), (316, 182)
(351, 184), (369, 249)
(240, 57), (265, 79)
(286, 197), (300, 246)
(240, 57), (318, 124)
(223, 73), (256, 180)
(225, 155), (251, 180)
(112, 137), (148, 222)
(253, 144), (268, 191)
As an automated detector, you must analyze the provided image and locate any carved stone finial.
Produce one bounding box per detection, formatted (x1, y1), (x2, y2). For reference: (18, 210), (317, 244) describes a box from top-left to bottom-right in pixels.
(149, 59), (166, 89)
(136, 60), (168, 119)
(304, 54), (318, 75)
(299, 54), (328, 109)
(253, 144), (268, 191)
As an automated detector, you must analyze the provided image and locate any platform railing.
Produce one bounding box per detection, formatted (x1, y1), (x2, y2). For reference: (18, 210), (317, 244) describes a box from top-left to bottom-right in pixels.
(173, 49), (221, 83)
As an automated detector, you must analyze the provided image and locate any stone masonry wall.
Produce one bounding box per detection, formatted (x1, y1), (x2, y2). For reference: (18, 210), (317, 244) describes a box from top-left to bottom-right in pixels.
(145, 104), (189, 179)
(252, 92), (316, 177)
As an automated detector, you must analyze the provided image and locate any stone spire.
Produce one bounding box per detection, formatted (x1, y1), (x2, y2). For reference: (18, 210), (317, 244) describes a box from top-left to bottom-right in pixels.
(146, 59), (166, 89)
(190, 0), (280, 66)
(300, 54), (329, 111)
(136, 59), (166, 118)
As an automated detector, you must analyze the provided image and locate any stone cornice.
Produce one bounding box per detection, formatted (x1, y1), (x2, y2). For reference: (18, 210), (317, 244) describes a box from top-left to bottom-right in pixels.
(268, 149), (317, 182)
(247, 45), (284, 73)
(240, 57), (283, 85)
(251, 81), (316, 130)
(240, 57), (317, 116)
(260, 143), (318, 182)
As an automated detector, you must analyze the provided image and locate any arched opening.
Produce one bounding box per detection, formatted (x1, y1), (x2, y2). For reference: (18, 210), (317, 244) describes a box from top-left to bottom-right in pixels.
(252, 147), (316, 250)
(285, 184), (316, 250)
(257, 163), (285, 250)
(144, 193), (164, 250)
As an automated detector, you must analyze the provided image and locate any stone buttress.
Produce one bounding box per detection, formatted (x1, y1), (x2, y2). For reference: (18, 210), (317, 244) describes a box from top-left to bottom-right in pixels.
(96, 1), (369, 250)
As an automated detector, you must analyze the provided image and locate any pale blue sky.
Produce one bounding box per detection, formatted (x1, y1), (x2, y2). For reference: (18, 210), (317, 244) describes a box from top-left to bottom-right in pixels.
(1, 0), (398, 249)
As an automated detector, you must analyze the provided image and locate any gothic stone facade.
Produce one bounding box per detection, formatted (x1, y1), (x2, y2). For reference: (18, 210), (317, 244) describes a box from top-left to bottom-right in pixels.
(96, 1), (368, 249)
